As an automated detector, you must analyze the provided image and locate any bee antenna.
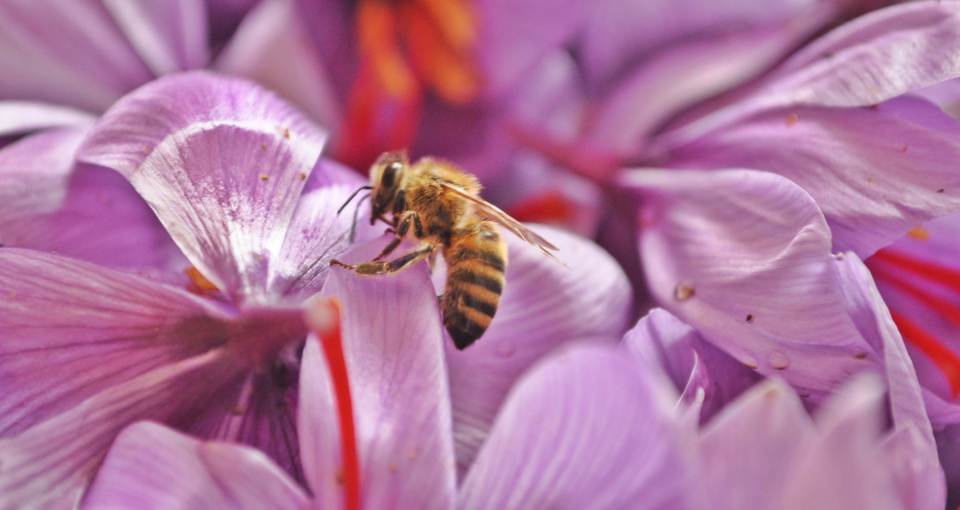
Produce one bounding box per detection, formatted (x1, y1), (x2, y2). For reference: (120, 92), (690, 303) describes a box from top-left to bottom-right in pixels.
(337, 185), (373, 215)
(348, 193), (371, 243)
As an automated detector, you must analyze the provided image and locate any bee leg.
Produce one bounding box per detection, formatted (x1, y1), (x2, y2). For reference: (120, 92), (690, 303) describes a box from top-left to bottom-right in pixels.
(374, 211), (423, 261)
(334, 243), (434, 275)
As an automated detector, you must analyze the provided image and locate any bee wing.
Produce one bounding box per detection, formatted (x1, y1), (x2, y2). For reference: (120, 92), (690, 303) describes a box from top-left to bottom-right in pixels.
(439, 183), (560, 258)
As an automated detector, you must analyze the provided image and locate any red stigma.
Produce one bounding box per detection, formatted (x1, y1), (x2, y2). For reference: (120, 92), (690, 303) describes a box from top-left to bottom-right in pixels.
(508, 191), (575, 224)
(869, 249), (960, 396)
(311, 299), (361, 510)
(889, 311), (960, 397)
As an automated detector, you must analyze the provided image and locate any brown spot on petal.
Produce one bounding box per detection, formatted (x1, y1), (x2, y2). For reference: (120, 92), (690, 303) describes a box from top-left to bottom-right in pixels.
(259, 174), (270, 182)
(745, 313), (754, 323)
(907, 226), (930, 241)
(297, 172), (308, 181)
(283, 128), (291, 140)
(673, 283), (695, 301)
(785, 113), (799, 126)
(938, 188), (946, 193)
(854, 351), (869, 360)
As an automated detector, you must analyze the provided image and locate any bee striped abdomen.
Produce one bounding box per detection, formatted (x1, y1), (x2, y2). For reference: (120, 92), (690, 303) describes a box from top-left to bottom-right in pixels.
(442, 222), (507, 349)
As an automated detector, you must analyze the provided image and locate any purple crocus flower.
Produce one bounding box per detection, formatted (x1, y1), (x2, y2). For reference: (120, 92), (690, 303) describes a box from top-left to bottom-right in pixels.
(78, 248), (940, 509)
(0, 0), (337, 141)
(0, 71), (629, 506)
(627, 245), (944, 509)
(609, 2), (960, 403)
(856, 213), (960, 504)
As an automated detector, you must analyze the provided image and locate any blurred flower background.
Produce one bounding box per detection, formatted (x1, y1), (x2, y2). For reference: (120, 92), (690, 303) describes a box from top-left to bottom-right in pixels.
(6, 0), (960, 508)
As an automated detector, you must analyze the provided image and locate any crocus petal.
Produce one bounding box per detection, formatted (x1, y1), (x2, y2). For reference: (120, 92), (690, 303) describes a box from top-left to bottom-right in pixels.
(0, 349), (246, 508)
(662, 1), (960, 150)
(0, 101), (94, 137)
(445, 225), (632, 473)
(0, 128), (178, 271)
(475, 0), (583, 98)
(215, 0), (341, 129)
(697, 378), (817, 510)
(458, 344), (690, 509)
(268, 160), (378, 300)
(769, 1), (960, 107)
(101, 0), (208, 76)
(0, 249), (230, 436)
(779, 376), (899, 510)
(625, 309), (761, 423)
(84, 422), (308, 510)
(79, 72), (328, 301)
(670, 96), (960, 257)
(834, 253), (946, 508)
(0, 0), (153, 111)
(298, 241), (455, 509)
(622, 169), (873, 398)
(584, 7), (830, 152)
(579, 0), (829, 86)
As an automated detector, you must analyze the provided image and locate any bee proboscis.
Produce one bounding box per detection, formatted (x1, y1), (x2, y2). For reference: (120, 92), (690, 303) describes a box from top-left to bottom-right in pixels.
(331, 151), (558, 349)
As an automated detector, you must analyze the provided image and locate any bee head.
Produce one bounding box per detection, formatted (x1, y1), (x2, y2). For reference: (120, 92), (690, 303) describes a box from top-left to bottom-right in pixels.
(369, 151), (407, 224)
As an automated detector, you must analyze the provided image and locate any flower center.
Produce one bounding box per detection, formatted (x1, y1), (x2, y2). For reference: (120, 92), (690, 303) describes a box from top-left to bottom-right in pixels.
(868, 249), (960, 396)
(335, 0), (480, 170)
(308, 299), (361, 510)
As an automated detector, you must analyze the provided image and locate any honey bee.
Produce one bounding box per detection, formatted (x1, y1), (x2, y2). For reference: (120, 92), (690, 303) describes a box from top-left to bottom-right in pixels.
(331, 151), (558, 349)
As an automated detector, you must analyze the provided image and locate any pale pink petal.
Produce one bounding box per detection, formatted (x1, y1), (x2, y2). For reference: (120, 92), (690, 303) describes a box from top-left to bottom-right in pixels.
(0, 128), (178, 271)
(298, 241), (455, 509)
(79, 72), (328, 301)
(579, 0), (828, 86)
(268, 160), (379, 299)
(697, 378), (817, 510)
(834, 253), (946, 508)
(622, 169), (874, 398)
(780, 376), (899, 510)
(0, 0), (152, 111)
(663, 2), (960, 147)
(778, 1), (960, 98)
(475, 0), (583, 98)
(584, 8), (830, 153)
(215, 0), (341, 129)
(0, 249), (231, 436)
(101, 0), (208, 76)
(670, 96), (960, 257)
(0, 101), (94, 137)
(445, 225), (632, 473)
(625, 309), (761, 423)
(0, 349), (246, 508)
(84, 422), (308, 510)
(458, 345), (690, 509)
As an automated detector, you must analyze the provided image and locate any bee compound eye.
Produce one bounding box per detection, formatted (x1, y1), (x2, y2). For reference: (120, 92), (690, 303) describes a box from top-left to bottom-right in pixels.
(382, 161), (402, 187)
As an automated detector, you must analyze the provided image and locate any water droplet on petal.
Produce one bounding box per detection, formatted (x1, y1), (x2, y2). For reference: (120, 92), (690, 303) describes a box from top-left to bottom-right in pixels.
(768, 351), (790, 370)
(674, 282), (695, 301)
